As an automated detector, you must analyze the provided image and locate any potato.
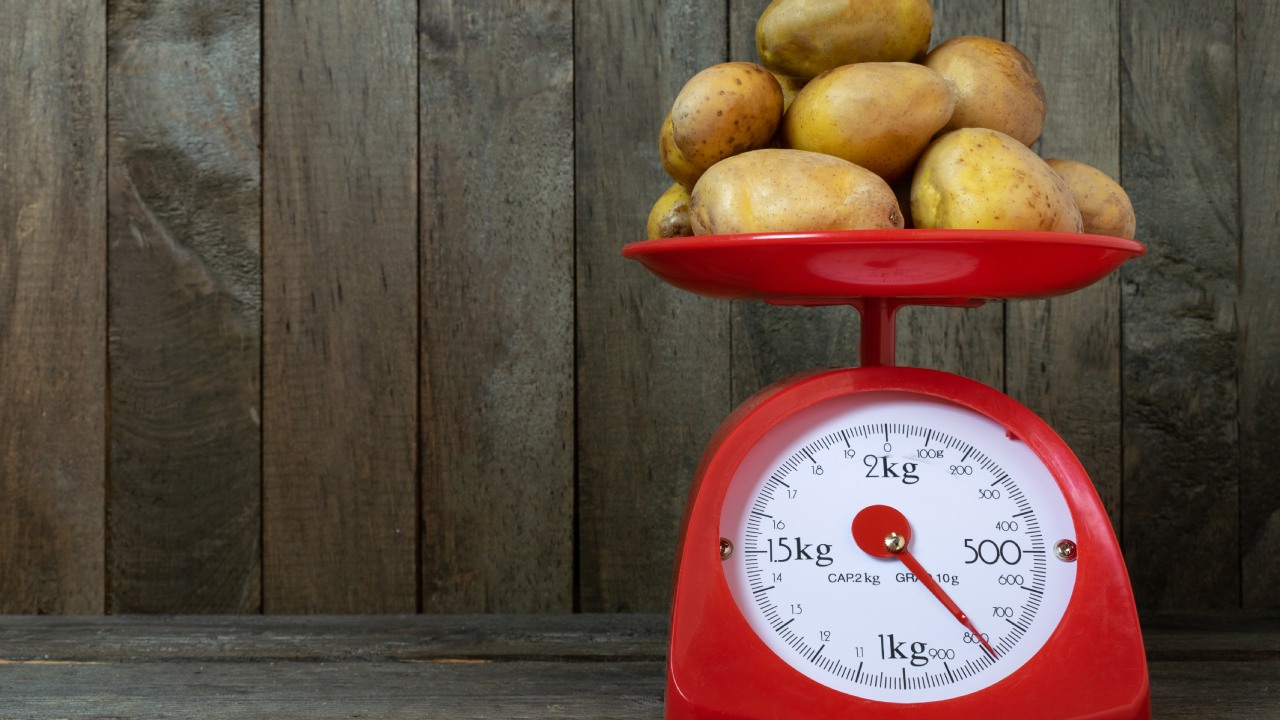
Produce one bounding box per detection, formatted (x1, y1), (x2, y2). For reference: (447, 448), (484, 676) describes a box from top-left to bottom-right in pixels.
(670, 62), (784, 173)
(658, 113), (703, 188)
(646, 183), (693, 240)
(756, 0), (934, 79)
(1045, 158), (1137, 239)
(771, 71), (807, 112)
(911, 128), (1082, 233)
(690, 148), (904, 235)
(924, 36), (1047, 147)
(783, 62), (956, 183)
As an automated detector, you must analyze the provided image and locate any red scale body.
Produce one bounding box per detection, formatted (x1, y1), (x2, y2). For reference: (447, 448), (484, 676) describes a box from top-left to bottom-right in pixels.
(622, 231), (1151, 720)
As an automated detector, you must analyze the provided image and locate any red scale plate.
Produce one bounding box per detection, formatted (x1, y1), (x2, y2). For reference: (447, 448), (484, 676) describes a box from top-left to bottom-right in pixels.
(622, 229), (1144, 305)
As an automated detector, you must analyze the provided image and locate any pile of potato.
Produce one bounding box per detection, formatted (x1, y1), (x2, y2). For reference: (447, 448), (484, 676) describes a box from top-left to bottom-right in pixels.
(646, 0), (1136, 241)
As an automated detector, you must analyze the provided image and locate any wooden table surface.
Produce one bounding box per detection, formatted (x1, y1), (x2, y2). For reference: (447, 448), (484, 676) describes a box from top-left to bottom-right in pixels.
(0, 614), (1274, 718)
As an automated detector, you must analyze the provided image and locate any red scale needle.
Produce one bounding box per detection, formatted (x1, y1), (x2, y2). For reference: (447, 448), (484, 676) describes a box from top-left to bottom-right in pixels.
(852, 504), (999, 659)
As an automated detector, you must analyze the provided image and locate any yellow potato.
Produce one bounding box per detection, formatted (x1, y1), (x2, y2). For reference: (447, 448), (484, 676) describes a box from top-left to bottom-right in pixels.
(783, 62), (956, 183)
(924, 36), (1047, 147)
(770, 71), (807, 112)
(646, 183), (693, 240)
(690, 148), (904, 235)
(670, 62), (784, 172)
(1045, 158), (1137, 239)
(756, 0), (934, 79)
(658, 113), (703, 188)
(911, 128), (1082, 232)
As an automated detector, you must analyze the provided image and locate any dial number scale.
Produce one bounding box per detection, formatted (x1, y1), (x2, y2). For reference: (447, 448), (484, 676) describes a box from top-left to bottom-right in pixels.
(721, 392), (1077, 703)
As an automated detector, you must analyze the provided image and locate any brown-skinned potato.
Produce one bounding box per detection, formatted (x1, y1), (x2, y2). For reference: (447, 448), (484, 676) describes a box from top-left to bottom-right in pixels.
(911, 128), (1082, 232)
(646, 183), (694, 240)
(924, 36), (1047, 147)
(670, 62), (784, 173)
(783, 61), (956, 183)
(756, 0), (934, 79)
(659, 112), (703, 189)
(1045, 158), (1137, 239)
(690, 148), (904, 235)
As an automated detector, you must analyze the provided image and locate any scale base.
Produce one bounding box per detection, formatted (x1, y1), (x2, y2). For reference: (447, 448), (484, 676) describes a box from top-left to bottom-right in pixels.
(663, 367), (1149, 720)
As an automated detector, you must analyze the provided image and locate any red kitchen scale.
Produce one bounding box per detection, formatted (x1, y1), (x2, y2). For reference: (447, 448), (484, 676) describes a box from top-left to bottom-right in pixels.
(622, 230), (1150, 719)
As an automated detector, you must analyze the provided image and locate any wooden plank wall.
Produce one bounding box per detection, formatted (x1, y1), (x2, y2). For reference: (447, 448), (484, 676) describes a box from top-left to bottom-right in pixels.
(0, 0), (1275, 616)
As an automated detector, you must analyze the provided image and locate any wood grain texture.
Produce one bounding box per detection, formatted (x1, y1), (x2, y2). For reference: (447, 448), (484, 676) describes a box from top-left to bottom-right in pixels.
(262, 1), (419, 613)
(728, 0), (771, 64)
(1142, 613), (1280, 659)
(0, 614), (1274, 718)
(0, 661), (666, 720)
(0, 1), (106, 614)
(0, 614), (669, 662)
(419, 1), (575, 612)
(1004, 0), (1124, 529)
(727, 0), (862, 404)
(1148, 662), (1280, 719)
(106, 0), (261, 613)
(895, 0), (1005, 389)
(1120, 0), (1241, 613)
(575, 0), (731, 612)
(1237, 0), (1280, 611)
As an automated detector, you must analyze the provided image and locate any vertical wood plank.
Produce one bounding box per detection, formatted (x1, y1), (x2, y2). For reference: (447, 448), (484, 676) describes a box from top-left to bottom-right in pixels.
(106, 0), (262, 613)
(0, 0), (106, 614)
(419, 0), (575, 612)
(895, 0), (1004, 388)
(1237, 0), (1280, 611)
(728, 0), (770, 64)
(931, 0), (1003, 35)
(576, 0), (731, 612)
(728, 0), (861, 403)
(262, 0), (419, 613)
(1005, 0), (1123, 529)
(1120, 0), (1240, 613)
(0, 1), (106, 617)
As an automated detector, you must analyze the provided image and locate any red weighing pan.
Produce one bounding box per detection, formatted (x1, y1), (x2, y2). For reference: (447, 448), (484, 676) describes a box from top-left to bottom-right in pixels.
(621, 229), (1145, 306)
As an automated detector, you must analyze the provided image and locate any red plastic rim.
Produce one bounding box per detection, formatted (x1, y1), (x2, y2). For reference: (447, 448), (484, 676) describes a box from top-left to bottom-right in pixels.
(621, 230), (1145, 305)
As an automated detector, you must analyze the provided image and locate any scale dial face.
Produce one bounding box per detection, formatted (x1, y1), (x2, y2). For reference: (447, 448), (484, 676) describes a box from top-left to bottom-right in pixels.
(721, 390), (1078, 704)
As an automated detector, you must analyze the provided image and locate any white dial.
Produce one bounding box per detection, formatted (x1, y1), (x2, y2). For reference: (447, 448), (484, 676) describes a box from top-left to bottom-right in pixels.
(721, 391), (1077, 703)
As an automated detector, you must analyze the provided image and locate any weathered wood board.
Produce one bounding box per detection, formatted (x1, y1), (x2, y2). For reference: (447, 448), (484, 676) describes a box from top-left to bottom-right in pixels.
(420, 0), (576, 613)
(1004, 0), (1124, 530)
(1237, 0), (1280, 612)
(1120, 0), (1241, 614)
(106, 0), (262, 614)
(0, 0), (106, 615)
(575, 0), (732, 612)
(0, 0), (1274, 616)
(261, 1), (419, 612)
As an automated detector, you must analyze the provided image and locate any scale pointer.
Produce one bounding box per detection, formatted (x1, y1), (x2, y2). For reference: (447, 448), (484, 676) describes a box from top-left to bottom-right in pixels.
(852, 504), (999, 659)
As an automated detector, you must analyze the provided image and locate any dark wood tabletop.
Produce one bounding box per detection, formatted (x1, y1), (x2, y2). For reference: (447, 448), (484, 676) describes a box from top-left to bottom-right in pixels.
(0, 613), (1274, 718)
